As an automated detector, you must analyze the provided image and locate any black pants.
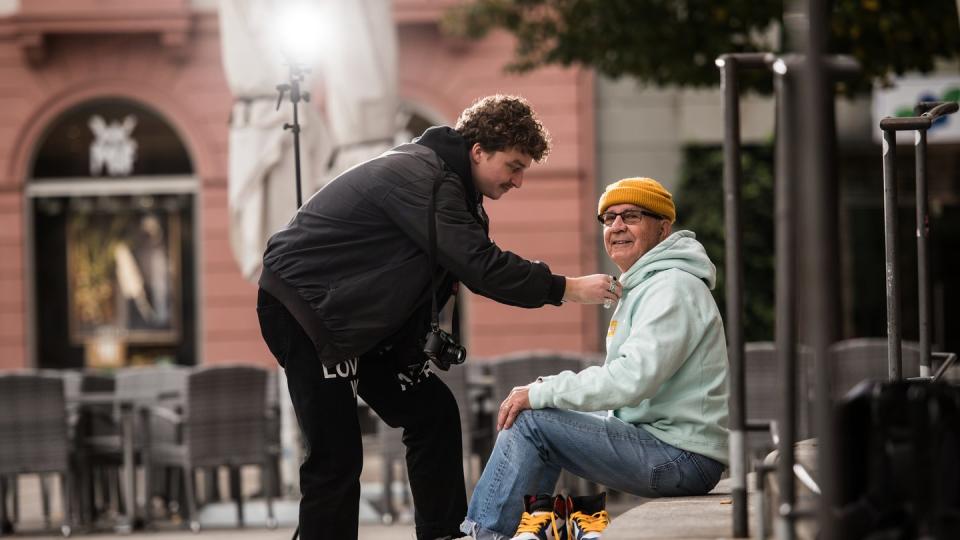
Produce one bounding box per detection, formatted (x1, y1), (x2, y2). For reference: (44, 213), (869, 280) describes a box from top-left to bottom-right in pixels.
(256, 289), (466, 540)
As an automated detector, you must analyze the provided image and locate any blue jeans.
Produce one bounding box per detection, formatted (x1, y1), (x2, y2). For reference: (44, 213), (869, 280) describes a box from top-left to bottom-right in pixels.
(460, 409), (726, 540)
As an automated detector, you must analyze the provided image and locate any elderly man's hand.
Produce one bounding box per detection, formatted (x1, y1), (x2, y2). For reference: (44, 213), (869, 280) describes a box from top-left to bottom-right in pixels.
(563, 274), (621, 305)
(497, 384), (534, 431)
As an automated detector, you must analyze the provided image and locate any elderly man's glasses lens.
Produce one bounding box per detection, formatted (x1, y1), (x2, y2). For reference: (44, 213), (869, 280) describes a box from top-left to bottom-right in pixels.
(598, 210), (661, 227)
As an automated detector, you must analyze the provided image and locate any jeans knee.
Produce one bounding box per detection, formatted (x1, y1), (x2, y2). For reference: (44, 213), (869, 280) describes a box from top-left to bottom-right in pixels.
(494, 410), (539, 452)
(510, 408), (541, 435)
(501, 409), (563, 456)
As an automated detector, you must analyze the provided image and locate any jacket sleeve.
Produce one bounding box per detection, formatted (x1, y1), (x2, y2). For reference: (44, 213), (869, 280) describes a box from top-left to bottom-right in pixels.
(383, 172), (564, 307)
(528, 273), (703, 411)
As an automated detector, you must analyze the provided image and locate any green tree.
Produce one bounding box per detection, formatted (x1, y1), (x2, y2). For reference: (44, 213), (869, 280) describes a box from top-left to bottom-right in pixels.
(676, 145), (775, 341)
(444, 0), (960, 93)
(444, 0), (960, 340)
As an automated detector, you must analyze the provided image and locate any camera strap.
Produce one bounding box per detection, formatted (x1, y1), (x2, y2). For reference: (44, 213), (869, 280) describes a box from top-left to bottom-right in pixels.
(427, 177), (460, 341)
(428, 177), (442, 329)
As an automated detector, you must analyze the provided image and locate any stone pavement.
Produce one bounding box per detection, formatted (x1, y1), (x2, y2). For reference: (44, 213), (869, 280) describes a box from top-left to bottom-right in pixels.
(4, 526), (418, 540)
(7, 470), (422, 540)
(12, 467), (752, 539)
(10, 497), (645, 539)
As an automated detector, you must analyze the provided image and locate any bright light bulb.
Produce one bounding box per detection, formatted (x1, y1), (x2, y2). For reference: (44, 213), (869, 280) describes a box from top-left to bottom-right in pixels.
(273, 1), (328, 66)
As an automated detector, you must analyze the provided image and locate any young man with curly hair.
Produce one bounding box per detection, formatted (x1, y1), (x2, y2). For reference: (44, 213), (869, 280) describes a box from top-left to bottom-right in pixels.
(257, 95), (620, 540)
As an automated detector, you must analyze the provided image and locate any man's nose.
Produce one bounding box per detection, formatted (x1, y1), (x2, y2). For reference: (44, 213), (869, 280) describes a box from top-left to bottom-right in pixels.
(510, 171), (524, 188)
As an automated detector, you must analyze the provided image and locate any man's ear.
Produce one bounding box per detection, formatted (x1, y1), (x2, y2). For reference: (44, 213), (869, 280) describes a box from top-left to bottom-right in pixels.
(470, 143), (484, 164)
(661, 222), (672, 241)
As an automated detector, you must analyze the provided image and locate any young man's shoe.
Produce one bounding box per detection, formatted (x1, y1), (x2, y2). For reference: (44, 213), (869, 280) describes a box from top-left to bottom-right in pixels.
(566, 492), (610, 539)
(510, 494), (567, 539)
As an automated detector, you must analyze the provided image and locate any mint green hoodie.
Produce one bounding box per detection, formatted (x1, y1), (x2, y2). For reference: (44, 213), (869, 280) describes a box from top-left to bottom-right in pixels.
(528, 231), (730, 464)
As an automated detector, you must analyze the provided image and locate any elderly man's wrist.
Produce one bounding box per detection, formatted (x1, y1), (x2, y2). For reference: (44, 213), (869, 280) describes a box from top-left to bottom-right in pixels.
(528, 379), (548, 409)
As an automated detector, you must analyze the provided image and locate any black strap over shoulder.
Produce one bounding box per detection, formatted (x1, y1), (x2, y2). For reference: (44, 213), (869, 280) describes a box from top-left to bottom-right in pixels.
(428, 176), (441, 328)
(427, 176), (461, 341)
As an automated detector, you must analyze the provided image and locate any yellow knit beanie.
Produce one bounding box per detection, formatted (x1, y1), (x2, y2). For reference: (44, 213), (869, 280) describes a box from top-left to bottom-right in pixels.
(597, 177), (676, 223)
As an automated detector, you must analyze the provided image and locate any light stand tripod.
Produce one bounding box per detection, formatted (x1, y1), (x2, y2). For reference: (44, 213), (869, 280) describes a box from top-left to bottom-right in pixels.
(276, 62), (311, 208)
(275, 62), (310, 540)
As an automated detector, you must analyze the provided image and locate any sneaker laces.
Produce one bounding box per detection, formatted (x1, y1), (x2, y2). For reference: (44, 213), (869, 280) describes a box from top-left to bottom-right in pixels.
(515, 511), (562, 538)
(569, 509), (610, 533)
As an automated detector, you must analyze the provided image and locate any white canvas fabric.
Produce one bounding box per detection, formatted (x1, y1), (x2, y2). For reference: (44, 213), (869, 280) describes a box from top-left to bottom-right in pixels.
(218, 0), (398, 281)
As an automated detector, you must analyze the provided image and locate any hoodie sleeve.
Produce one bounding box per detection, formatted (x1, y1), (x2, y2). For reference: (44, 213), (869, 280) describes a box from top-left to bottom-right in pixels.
(383, 170), (565, 307)
(529, 271), (704, 411)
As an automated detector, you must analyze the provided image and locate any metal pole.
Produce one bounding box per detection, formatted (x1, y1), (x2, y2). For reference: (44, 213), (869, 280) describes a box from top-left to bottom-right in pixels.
(290, 77), (304, 209)
(909, 100), (959, 376)
(275, 62), (311, 540)
(716, 51), (769, 539)
(773, 60), (797, 540)
(277, 63), (310, 210)
(914, 128), (931, 377)
(799, 0), (840, 537)
(881, 128), (903, 380)
(879, 105), (957, 381)
(718, 54), (748, 538)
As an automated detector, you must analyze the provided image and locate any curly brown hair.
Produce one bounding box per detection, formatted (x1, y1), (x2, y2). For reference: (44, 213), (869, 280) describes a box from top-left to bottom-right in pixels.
(454, 94), (551, 162)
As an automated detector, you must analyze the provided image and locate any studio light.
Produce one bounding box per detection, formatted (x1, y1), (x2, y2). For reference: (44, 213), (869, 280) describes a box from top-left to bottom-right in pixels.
(273, 1), (328, 66)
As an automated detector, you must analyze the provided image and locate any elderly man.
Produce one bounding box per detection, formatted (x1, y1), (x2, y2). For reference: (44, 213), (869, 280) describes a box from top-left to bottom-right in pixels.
(461, 178), (730, 540)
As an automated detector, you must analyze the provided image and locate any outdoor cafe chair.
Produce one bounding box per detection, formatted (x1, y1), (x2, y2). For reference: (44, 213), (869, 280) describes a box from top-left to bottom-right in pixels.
(0, 373), (73, 537)
(742, 341), (816, 461)
(148, 365), (278, 532)
(72, 365), (189, 531)
(829, 337), (921, 398)
(0, 370), (81, 531)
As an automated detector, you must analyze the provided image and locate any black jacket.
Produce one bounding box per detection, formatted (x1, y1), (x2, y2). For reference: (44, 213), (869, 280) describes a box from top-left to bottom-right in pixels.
(259, 126), (565, 367)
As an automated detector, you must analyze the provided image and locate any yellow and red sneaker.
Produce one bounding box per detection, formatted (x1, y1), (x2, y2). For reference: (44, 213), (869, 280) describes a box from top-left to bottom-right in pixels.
(566, 493), (609, 539)
(511, 494), (567, 540)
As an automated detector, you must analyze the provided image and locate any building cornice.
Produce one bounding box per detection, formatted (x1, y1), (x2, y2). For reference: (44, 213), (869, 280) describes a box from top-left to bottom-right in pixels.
(393, 0), (460, 24)
(0, 7), (203, 64)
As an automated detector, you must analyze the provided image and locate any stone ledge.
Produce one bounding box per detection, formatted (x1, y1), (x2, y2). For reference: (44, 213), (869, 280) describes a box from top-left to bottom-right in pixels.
(603, 477), (755, 539)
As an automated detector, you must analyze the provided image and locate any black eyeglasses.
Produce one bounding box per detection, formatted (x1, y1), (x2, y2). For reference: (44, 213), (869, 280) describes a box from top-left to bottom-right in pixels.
(597, 209), (662, 227)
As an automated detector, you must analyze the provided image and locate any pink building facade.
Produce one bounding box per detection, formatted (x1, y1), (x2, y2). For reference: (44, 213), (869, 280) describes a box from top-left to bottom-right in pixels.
(0, 0), (600, 371)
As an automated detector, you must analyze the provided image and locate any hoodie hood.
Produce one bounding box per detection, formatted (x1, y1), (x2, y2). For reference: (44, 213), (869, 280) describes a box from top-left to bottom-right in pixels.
(413, 126), (479, 202)
(618, 230), (716, 290)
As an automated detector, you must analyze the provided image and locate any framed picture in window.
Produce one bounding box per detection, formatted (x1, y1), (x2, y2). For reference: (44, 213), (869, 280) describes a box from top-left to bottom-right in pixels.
(67, 201), (181, 345)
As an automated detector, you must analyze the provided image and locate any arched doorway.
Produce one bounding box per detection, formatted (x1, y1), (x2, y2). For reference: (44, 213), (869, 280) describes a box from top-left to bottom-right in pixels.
(27, 98), (199, 369)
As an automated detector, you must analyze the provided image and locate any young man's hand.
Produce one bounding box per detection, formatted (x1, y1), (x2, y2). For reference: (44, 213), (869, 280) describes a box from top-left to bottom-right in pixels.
(562, 274), (621, 305)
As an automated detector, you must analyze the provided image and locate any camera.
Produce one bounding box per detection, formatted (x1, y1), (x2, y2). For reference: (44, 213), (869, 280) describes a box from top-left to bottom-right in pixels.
(423, 324), (466, 371)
